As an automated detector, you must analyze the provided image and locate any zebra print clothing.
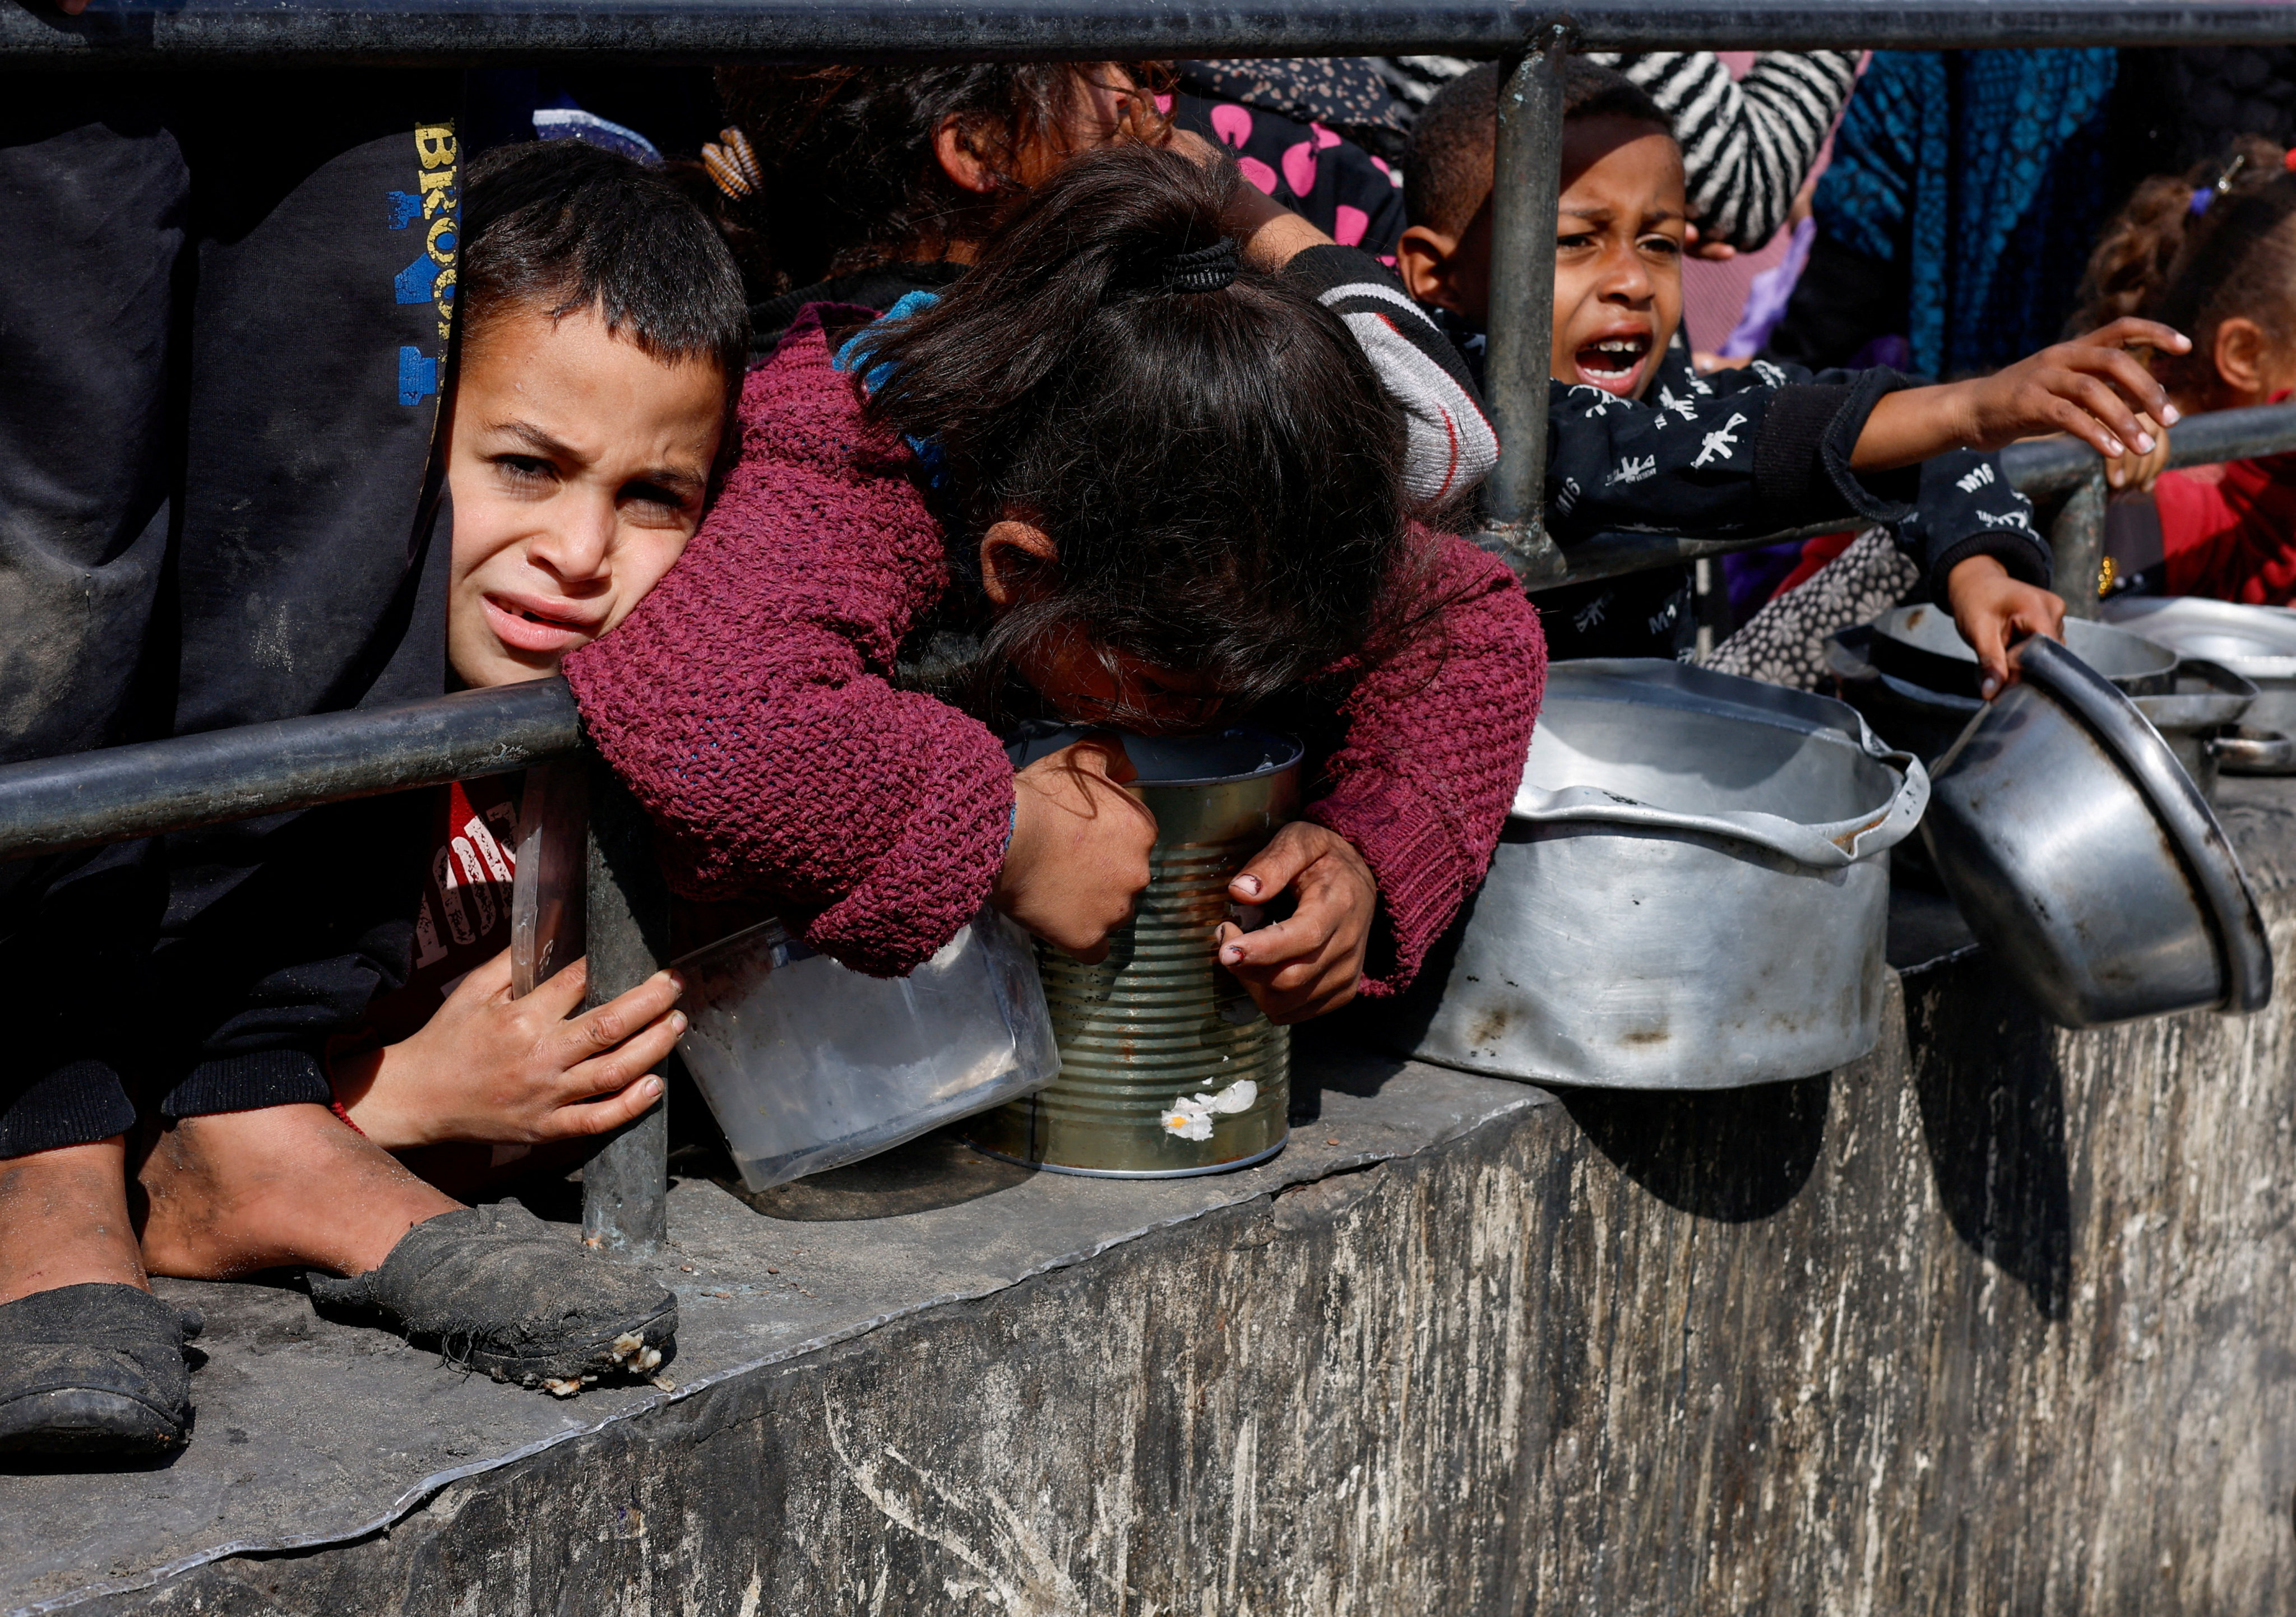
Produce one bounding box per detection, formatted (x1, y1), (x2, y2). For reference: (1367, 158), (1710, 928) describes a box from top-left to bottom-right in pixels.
(1373, 51), (1861, 251)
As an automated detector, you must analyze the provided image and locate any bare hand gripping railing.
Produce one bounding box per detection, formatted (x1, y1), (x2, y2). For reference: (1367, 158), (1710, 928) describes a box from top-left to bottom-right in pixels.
(15, 2), (2296, 1245)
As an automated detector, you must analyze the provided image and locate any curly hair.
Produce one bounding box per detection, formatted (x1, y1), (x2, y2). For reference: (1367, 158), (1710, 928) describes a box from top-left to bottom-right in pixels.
(855, 143), (1422, 725)
(2072, 136), (2296, 399)
(712, 63), (1168, 295)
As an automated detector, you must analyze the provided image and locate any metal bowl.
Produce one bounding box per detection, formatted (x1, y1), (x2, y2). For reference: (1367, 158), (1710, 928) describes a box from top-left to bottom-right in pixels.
(1386, 660), (1926, 1090)
(1868, 603), (2177, 697)
(1826, 622), (1982, 765)
(1919, 635), (2271, 1028)
(2103, 595), (2296, 748)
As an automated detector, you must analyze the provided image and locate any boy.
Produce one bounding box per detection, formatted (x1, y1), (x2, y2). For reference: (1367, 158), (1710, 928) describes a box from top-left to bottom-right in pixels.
(3, 138), (743, 1458)
(320, 139), (747, 1190)
(1395, 62), (2186, 696)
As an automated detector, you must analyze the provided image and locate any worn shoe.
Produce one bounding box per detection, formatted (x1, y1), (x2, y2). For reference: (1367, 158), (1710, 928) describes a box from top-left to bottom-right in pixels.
(308, 1202), (675, 1396)
(0, 1283), (202, 1456)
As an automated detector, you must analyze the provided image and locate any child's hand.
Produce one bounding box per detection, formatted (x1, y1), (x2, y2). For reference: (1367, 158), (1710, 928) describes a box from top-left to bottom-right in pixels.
(1946, 555), (2066, 700)
(2106, 413), (2172, 492)
(335, 950), (683, 1150)
(1212, 823), (1377, 1025)
(1855, 318), (2191, 471)
(993, 738), (1159, 963)
(1159, 125), (1331, 271)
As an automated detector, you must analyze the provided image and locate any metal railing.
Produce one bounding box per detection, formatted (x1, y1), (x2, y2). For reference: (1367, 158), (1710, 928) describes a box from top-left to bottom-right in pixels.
(11, 4), (2296, 1248)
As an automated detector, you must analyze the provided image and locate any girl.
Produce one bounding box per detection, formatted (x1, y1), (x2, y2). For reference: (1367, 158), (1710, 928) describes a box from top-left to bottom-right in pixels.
(2075, 138), (2296, 604)
(706, 63), (1497, 509)
(566, 142), (1545, 1023)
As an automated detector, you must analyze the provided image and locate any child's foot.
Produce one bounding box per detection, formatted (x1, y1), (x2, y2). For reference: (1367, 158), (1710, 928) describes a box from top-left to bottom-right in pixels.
(0, 1138), (149, 1304)
(136, 1104), (463, 1281)
(0, 1284), (201, 1456)
(308, 1201), (676, 1396)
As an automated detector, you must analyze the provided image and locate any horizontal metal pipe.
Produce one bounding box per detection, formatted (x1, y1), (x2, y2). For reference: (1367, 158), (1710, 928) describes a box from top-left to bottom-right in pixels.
(19, 0), (2296, 68)
(1997, 399), (2296, 498)
(0, 678), (582, 864)
(6, 402), (2296, 854)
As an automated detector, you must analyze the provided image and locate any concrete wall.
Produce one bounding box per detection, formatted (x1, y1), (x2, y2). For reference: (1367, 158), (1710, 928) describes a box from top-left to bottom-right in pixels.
(100, 823), (2296, 1615)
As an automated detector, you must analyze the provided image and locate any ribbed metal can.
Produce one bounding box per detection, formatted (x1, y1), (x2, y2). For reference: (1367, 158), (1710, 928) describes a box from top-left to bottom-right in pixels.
(966, 727), (1301, 1177)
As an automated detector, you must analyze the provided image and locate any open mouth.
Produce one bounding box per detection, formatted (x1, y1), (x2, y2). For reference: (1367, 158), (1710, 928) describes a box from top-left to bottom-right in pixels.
(482, 594), (598, 655)
(1573, 332), (1652, 395)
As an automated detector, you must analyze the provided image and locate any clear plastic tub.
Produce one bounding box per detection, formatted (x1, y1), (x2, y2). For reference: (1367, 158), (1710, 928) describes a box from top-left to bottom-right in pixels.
(672, 906), (1059, 1192)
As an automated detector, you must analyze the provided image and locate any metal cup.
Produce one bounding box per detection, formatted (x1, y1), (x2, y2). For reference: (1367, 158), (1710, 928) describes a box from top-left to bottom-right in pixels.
(966, 726), (1302, 1176)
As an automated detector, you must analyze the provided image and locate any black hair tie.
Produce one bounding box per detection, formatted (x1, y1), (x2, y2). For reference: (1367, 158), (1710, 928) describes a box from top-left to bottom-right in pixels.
(1159, 237), (1240, 294)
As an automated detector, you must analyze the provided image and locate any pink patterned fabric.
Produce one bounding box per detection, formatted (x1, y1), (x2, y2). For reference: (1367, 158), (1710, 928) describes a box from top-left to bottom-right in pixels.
(566, 311), (1545, 993)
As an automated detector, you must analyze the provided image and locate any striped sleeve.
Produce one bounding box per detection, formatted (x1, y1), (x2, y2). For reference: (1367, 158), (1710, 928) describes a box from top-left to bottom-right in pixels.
(1282, 244), (1499, 507)
(1585, 51), (1861, 251)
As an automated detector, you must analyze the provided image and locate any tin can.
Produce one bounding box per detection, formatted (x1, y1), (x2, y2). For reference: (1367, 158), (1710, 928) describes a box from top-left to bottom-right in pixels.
(966, 727), (1301, 1176)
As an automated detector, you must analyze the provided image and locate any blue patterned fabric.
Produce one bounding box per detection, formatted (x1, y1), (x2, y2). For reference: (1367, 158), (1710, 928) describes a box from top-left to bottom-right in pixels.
(1816, 49), (2120, 378)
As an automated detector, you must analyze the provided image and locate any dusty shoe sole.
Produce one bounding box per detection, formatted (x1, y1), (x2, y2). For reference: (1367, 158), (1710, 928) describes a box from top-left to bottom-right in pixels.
(470, 1304), (679, 1397)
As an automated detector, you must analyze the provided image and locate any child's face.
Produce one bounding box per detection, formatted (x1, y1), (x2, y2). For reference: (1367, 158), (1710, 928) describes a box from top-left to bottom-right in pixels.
(1549, 117), (1686, 400)
(446, 304), (725, 688)
(1397, 115), (1685, 401)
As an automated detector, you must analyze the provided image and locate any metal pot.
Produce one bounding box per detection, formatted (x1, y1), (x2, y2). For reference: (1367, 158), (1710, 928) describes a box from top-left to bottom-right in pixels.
(1919, 634), (2272, 1029)
(966, 725), (1300, 1177)
(2103, 596), (2296, 766)
(1867, 603), (2178, 698)
(1826, 622), (1981, 765)
(1386, 661), (1927, 1091)
(1830, 624), (2271, 803)
(2129, 660), (2267, 800)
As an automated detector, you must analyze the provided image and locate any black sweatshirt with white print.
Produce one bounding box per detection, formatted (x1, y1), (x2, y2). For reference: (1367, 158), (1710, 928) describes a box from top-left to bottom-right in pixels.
(1441, 317), (2048, 657)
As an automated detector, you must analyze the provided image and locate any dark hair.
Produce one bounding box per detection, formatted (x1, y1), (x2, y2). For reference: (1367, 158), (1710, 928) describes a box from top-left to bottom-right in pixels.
(858, 142), (1416, 722)
(712, 63), (1168, 294)
(460, 140), (750, 437)
(2072, 136), (2296, 400)
(1406, 60), (1673, 235)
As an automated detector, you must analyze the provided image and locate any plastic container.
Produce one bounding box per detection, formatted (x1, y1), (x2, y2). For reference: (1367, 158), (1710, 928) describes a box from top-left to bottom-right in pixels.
(673, 906), (1059, 1192)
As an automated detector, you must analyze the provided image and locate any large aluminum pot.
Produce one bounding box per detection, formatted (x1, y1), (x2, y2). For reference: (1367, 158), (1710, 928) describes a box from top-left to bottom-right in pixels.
(1388, 661), (1927, 1091)
(1867, 603), (2177, 697)
(1920, 634), (2272, 1028)
(967, 726), (1299, 1178)
(2103, 596), (2296, 768)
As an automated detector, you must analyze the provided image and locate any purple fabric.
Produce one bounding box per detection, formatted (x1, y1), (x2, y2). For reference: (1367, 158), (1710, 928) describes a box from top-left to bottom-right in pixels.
(1721, 216), (1817, 359)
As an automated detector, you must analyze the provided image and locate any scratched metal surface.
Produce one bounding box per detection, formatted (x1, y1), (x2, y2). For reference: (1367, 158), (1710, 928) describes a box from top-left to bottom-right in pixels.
(14, 788), (2296, 1614)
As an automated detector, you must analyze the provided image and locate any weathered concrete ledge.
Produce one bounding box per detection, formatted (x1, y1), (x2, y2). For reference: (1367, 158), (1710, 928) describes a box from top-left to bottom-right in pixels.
(10, 782), (2296, 1615)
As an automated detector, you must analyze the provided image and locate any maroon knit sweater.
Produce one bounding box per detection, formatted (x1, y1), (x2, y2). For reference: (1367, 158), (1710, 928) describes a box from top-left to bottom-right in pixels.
(566, 312), (1545, 995)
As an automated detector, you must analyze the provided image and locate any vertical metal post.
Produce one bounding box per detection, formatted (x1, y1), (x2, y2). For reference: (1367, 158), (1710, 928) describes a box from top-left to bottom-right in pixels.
(580, 758), (671, 1255)
(1482, 22), (1575, 587)
(2050, 462), (2109, 619)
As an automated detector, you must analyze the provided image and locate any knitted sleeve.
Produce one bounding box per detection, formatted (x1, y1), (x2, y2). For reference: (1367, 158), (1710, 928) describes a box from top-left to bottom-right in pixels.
(563, 313), (1016, 978)
(1306, 529), (1545, 996)
(1587, 50), (1862, 251)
